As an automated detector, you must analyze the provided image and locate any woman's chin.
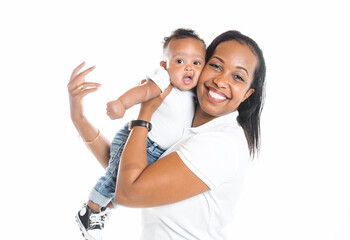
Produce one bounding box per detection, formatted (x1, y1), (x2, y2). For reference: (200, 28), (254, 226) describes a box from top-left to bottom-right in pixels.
(197, 101), (221, 118)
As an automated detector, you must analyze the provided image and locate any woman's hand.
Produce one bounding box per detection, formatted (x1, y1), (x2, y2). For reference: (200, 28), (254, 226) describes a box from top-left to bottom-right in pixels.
(137, 84), (173, 121)
(67, 62), (101, 123)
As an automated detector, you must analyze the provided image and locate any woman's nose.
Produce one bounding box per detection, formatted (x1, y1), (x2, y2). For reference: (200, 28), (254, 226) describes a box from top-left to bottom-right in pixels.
(213, 76), (228, 88)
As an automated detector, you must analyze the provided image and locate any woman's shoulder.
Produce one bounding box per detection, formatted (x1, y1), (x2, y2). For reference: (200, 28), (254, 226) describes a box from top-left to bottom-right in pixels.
(199, 123), (246, 147)
(179, 124), (248, 163)
(176, 125), (249, 189)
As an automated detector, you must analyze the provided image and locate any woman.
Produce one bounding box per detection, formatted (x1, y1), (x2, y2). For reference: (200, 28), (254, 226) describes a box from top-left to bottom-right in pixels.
(68, 30), (266, 239)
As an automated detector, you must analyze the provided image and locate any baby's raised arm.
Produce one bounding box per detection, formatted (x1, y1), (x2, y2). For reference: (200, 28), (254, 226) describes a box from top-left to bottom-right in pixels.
(106, 80), (162, 119)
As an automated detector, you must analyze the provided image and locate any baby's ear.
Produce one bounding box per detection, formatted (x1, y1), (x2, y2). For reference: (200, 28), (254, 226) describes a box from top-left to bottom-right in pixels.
(160, 61), (167, 70)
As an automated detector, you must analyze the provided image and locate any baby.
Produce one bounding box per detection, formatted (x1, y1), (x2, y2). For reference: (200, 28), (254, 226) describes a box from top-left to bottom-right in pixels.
(76, 28), (206, 240)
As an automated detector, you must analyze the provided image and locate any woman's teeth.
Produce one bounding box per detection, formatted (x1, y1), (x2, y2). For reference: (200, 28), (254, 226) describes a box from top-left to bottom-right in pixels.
(208, 89), (226, 101)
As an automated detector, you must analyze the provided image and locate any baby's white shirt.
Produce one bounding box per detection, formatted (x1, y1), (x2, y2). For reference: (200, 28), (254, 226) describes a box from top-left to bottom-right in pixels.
(145, 67), (195, 149)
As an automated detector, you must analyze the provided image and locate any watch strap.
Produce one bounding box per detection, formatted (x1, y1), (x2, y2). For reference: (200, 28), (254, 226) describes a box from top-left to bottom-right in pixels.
(128, 120), (152, 132)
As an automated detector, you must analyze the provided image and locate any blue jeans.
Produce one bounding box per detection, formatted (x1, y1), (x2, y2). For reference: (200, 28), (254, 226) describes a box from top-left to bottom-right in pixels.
(89, 123), (165, 208)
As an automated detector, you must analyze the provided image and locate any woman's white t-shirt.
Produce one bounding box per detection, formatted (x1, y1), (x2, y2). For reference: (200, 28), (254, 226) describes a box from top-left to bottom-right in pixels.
(140, 111), (250, 240)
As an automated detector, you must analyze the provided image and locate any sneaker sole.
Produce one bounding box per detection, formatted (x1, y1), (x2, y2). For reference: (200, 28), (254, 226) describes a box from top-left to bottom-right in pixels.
(75, 214), (97, 240)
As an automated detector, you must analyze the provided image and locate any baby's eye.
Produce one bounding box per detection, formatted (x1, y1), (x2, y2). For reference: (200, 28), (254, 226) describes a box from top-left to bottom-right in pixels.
(176, 59), (184, 64)
(193, 61), (201, 66)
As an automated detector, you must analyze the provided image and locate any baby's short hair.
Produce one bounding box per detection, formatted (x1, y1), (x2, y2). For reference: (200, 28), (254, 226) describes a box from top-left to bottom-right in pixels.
(163, 28), (206, 51)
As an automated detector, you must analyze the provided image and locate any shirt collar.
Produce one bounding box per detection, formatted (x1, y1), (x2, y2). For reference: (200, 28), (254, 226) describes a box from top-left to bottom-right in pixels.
(187, 111), (239, 134)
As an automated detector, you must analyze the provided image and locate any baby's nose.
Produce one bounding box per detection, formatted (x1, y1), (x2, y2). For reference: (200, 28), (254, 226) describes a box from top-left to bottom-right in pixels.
(185, 65), (193, 71)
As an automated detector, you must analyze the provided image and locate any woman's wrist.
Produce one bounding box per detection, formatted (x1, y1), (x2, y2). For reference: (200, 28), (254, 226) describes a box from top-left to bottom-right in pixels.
(70, 100), (86, 125)
(71, 114), (89, 133)
(71, 113), (87, 125)
(129, 120), (152, 132)
(137, 111), (152, 122)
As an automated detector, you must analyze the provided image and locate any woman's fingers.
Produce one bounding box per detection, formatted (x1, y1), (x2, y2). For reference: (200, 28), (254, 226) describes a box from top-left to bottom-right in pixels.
(79, 85), (100, 97)
(68, 64), (96, 89)
(149, 84), (173, 106)
(160, 84), (173, 99)
(70, 61), (86, 82)
(68, 63), (100, 100)
(71, 82), (101, 96)
(78, 82), (101, 91)
(75, 65), (96, 82)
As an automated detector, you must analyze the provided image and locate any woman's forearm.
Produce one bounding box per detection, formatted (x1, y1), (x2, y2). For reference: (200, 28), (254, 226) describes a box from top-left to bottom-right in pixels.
(115, 88), (160, 201)
(116, 104), (152, 187)
(115, 85), (174, 205)
(73, 116), (110, 169)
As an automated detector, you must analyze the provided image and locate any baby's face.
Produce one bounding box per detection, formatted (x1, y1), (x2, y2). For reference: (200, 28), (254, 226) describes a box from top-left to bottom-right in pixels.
(163, 38), (206, 91)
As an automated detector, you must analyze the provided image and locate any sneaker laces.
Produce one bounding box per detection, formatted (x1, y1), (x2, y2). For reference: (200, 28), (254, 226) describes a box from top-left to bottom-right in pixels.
(89, 208), (110, 227)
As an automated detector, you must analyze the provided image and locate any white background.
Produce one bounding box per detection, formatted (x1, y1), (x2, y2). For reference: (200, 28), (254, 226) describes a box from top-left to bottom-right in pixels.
(1, 0), (349, 239)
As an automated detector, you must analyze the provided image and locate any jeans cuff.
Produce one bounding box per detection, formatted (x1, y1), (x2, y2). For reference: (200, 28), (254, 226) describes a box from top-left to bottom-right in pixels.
(111, 198), (118, 208)
(89, 188), (112, 207)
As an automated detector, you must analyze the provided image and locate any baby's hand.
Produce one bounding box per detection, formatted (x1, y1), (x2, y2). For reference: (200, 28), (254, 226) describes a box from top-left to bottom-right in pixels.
(106, 99), (126, 119)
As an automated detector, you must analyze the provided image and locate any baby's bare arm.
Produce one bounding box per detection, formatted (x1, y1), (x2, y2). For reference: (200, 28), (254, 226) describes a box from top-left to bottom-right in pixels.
(106, 80), (161, 119)
(120, 80), (162, 108)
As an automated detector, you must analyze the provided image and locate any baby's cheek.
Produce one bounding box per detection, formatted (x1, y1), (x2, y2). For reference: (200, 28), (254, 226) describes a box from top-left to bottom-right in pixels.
(193, 77), (200, 85)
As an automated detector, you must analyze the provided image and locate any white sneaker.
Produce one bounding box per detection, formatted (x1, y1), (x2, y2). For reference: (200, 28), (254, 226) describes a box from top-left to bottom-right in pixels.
(75, 204), (110, 240)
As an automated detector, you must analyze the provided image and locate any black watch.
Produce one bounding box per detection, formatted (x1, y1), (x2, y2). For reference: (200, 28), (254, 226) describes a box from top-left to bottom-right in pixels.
(128, 120), (152, 132)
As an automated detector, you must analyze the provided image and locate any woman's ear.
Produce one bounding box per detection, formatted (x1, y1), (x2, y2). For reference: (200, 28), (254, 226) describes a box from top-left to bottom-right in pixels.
(242, 89), (255, 102)
(160, 61), (167, 70)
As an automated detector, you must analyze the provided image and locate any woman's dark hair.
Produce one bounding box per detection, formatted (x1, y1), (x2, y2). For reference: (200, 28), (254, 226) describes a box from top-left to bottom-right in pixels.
(206, 30), (266, 158)
(163, 28), (206, 51)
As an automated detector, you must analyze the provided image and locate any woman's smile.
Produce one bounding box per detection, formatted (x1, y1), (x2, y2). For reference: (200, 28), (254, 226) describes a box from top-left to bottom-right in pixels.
(206, 87), (228, 102)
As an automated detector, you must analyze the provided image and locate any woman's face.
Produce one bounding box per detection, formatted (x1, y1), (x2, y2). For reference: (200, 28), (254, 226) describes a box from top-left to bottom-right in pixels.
(196, 40), (258, 118)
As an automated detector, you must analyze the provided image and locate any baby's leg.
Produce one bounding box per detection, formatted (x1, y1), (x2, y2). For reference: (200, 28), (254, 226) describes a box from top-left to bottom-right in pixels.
(87, 199), (103, 212)
(106, 201), (115, 209)
(146, 137), (166, 165)
(88, 124), (130, 209)
(87, 199), (114, 212)
(75, 125), (131, 240)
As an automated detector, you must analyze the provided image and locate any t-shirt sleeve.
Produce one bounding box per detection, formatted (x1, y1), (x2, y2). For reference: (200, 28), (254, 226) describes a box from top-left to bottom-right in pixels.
(146, 67), (170, 92)
(176, 132), (244, 189)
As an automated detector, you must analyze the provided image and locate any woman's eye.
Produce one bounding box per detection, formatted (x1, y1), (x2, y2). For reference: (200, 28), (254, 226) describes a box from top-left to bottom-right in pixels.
(233, 74), (245, 82)
(176, 59), (184, 64)
(209, 63), (222, 71)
